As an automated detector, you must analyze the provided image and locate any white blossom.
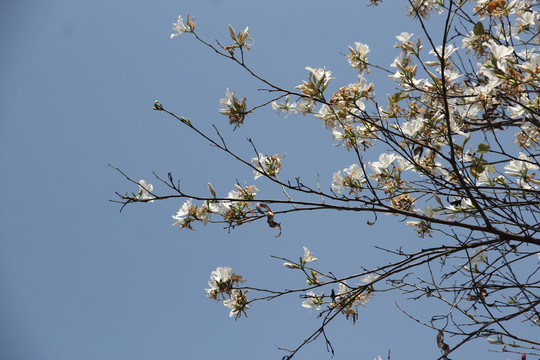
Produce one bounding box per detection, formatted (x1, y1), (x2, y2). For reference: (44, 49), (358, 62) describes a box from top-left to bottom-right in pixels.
(359, 273), (379, 284)
(344, 164), (365, 181)
(302, 291), (323, 310)
(251, 153), (281, 180)
(331, 171), (345, 193)
(347, 42), (371, 72)
(137, 180), (154, 202)
(271, 95), (298, 118)
(470, 246), (488, 265)
(171, 15), (188, 38)
(218, 88), (235, 115)
(172, 199), (193, 227)
(369, 153), (398, 176)
(205, 266), (232, 296)
(303, 246), (318, 263)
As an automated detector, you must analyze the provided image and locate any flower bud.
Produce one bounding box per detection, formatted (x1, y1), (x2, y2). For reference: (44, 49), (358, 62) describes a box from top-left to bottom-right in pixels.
(208, 182), (216, 198)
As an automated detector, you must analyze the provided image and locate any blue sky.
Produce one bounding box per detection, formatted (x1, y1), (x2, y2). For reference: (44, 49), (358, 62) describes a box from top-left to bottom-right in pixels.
(0, 1), (528, 359)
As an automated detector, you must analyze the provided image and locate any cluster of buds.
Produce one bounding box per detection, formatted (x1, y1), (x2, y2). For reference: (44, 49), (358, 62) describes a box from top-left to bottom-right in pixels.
(221, 25), (253, 55)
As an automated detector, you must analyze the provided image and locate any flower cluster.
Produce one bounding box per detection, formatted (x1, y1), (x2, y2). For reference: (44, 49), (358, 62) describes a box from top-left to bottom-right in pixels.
(171, 184), (259, 229)
(347, 42), (371, 73)
(219, 88), (250, 129)
(368, 153), (412, 195)
(504, 152), (540, 189)
(332, 164), (366, 195)
(296, 66), (333, 99)
(282, 247), (375, 322)
(251, 153), (282, 180)
(205, 267), (249, 319)
(331, 281), (373, 323)
(221, 25), (253, 55)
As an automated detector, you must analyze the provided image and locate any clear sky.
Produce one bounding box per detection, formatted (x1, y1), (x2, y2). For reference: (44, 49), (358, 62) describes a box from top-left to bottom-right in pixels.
(0, 1), (528, 359)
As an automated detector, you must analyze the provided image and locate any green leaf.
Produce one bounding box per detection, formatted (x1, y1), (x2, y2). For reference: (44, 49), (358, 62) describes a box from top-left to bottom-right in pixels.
(473, 21), (485, 36)
(477, 143), (490, 153)
(472, 164), (485, 177)
(391, 92), (403, 103)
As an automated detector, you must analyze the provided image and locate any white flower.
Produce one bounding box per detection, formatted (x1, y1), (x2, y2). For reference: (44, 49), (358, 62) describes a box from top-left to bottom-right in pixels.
(486, 40), (514, 70)
(305, 66), (332, 83)
(429, 44), (458, 61)
(507, 104), (525, 119)
(251, 154), (270, 180)
(332, 164), (366, 193)
(251, 153), (281, 180)
(470, 246), (487, 265)
(137, 179), (154, 202)
(171, 15), (188, 39)
(359, 273), (379, 284)
(344, 164), (365, 181)
(337, 281), (351, 295)
(331, 171), (345, 193)
(271, 95), (298, 118)
(419, 205), (436, 218)
(220, 189), (242, 210)
(206, 266), (232, 295)
(504, 153), (539, 176)
(401, 119), (424, 137)
(516, 53), (540, 74)
(218, 88), (235, 115)
(476, 170), (491, 186)
(302, 291), (323, 310)
(396, 156), (413, 172)
(172, 199), (193, 227)
(201, 201), (220, 214)
(303, 246), (318, 263)
(406, 220), (421, 227)
(347, 42), (371, 71)
(369, 153), (398, 176)
(223, 290), (250, 318)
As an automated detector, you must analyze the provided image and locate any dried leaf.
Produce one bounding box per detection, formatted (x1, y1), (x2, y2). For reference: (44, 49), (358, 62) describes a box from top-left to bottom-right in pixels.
(256, 203), (281, 237)
(437, 330), (450, 356)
